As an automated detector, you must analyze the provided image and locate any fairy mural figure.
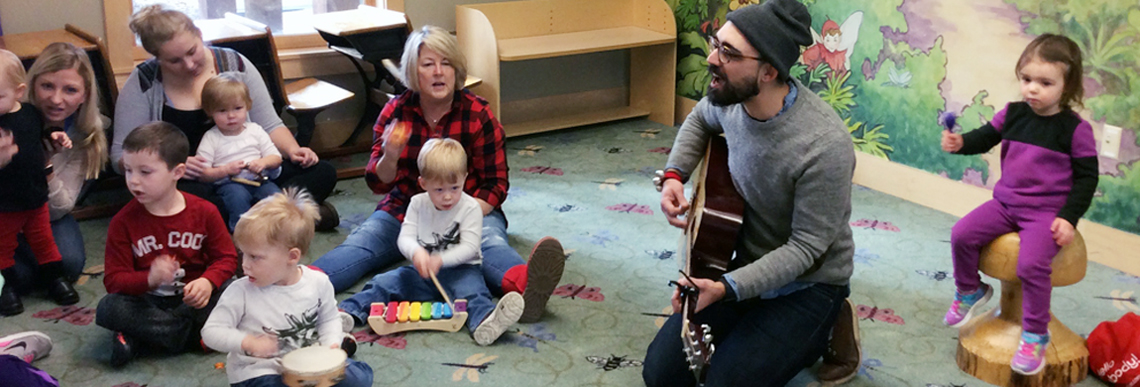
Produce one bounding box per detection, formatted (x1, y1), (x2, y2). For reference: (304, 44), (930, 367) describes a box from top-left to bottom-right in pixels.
(802, 11), (863, 76)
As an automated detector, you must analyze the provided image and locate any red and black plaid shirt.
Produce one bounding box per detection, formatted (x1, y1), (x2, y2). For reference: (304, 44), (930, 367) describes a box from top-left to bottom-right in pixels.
(365, 89), (509, 221)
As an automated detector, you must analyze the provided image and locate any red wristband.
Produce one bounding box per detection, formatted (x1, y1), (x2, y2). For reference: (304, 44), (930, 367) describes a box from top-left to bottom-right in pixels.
(663, 170), (683, 182)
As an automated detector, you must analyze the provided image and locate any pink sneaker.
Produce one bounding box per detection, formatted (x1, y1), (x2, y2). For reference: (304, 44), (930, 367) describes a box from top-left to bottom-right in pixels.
(943, 283), (992, 328)
(1011, 331), (1049, 375)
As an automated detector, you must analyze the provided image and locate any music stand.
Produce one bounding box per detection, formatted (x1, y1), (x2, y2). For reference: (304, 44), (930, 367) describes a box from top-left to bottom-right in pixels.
(312, 5), (409, 147)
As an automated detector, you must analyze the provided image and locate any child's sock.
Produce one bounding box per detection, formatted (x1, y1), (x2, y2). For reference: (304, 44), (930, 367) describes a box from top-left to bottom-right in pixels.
(1011, 331), (1049, 375)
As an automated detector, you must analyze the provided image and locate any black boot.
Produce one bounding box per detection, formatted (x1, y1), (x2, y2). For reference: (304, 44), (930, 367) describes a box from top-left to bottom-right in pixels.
(315, 201), (340, 232)
(0, 284), (23, 316)
(40, 261), (79, 305)
(0, 267), (23, 316)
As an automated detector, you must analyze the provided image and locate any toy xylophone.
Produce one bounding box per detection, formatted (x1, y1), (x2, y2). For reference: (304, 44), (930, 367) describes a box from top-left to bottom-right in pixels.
(366, 299), (468, 335)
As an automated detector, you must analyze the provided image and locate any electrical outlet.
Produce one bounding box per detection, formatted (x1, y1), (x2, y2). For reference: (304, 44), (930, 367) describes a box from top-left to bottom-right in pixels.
(1101, 124), (1123, 159)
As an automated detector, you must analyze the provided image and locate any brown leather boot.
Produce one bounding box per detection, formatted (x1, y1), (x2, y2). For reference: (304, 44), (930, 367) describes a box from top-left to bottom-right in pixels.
(817, 298), (861, 384)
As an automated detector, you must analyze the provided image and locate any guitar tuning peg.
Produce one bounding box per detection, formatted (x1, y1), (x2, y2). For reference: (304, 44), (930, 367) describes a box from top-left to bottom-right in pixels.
(689, 364), (698, 371)
(703, 333), (713, 342)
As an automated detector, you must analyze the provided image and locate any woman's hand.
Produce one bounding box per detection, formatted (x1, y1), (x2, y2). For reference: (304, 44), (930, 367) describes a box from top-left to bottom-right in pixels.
(941, 131), (964, 153)
(289, 147), (318, 168)
(184, 156), (210, 179)
(382, 121), (410, 158)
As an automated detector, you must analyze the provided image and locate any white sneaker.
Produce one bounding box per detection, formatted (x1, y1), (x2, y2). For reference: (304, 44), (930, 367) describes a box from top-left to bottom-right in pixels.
(339, 311), (355, 334)
(0, 331), (53, 363)
(473, 292), (524, 346)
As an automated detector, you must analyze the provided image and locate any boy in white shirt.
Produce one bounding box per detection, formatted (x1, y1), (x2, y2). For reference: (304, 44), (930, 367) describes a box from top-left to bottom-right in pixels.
(339, 138), (524, 345)
(195, 73), (282, 230)
(202, 188), (371, 386)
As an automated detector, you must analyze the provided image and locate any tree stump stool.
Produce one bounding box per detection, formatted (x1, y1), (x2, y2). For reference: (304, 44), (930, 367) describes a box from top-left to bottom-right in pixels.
(956, 231), (1089, 387)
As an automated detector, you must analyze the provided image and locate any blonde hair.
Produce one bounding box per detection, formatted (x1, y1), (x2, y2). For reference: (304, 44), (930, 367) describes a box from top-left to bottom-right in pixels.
(201, 73), (252, 114)
(129, 5), (202, 57)
(0, 49), (26, 88)
(417, 138), (467, 183)
(26, 42), (108, 179)
(233, 188), (321, 256)
(398, 25), (468, 94)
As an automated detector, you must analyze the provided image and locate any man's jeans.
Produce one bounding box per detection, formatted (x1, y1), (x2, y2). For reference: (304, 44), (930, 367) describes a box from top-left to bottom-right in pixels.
(643, 283), (849, 387)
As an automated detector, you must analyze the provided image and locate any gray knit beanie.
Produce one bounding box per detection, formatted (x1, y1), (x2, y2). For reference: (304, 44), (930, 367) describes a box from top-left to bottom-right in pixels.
(725, 0), (813, 80)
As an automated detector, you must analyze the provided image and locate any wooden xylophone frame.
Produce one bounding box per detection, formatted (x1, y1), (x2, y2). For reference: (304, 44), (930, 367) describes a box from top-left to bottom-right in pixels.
(366, 299), (469, 336)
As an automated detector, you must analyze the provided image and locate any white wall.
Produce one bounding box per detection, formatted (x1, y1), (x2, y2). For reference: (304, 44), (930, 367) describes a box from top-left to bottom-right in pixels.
(0, 0), (105, 40)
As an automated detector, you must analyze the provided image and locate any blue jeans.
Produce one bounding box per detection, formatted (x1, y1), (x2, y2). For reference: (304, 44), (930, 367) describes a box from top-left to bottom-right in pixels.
(312, 208), (525, 294)
(11, 214), (86, 289)
(216, 181), (281, 231)
(339, 264), (494, 332)
(643, 283), (849, 387)
(232, 358), (373, 387)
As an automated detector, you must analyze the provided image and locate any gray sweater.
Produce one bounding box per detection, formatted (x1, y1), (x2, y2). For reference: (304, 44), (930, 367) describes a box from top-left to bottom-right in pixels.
(111, 47), (285, 172)
(666, 79), (855, 300)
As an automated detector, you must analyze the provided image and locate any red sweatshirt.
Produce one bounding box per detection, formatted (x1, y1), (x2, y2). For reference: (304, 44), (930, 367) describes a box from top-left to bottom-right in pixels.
(104, 193), (238, 295)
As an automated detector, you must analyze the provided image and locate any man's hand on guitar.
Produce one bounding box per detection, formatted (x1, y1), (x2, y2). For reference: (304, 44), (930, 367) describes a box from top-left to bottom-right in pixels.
(671, 277), (725, 314)
(660, 179), (690, 229)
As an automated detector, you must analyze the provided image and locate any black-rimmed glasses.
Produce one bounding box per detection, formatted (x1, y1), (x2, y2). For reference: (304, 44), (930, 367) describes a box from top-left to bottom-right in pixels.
(708, 36), (763, 64)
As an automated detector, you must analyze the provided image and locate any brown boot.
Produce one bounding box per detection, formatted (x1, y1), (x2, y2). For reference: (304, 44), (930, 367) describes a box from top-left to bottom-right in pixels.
(817, 298), (861, 384)
(518, 237), (565, 323)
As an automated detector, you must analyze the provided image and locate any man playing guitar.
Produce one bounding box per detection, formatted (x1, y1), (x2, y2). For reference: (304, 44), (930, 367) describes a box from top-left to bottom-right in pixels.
(643, 1), (859, 386)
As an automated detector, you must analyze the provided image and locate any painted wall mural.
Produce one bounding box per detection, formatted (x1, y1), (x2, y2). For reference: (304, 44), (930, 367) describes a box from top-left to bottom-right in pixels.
(667, 0), (1140, 234)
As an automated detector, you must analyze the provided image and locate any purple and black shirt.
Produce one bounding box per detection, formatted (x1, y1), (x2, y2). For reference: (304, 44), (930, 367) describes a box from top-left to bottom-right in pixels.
(957, 102), (1098, 226)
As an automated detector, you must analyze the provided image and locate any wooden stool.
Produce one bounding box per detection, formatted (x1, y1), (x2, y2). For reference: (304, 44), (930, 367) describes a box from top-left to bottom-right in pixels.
(957, 231), (1089, 386)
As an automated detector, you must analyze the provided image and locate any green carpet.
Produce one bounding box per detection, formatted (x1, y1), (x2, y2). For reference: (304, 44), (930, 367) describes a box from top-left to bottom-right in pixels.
(3, 119), (1131, 386)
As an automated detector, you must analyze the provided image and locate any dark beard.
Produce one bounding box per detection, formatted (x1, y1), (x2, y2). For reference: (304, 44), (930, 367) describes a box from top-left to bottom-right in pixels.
(707, 65), (760, 106)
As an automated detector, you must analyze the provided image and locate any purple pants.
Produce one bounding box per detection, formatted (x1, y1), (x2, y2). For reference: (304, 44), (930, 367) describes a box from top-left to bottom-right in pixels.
(951, 199), (1060, 334)
(0, 354), (58, 386)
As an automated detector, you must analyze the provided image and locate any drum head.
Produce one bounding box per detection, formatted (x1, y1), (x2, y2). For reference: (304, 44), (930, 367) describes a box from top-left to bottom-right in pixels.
(281, 346), (347, 374)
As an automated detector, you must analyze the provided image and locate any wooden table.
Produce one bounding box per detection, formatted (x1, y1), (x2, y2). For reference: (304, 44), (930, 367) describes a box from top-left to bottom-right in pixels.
(312, 6), (409, 147)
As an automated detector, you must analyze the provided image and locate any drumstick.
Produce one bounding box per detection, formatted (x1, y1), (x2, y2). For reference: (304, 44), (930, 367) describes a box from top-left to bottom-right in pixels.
(429, 271), (454, 309)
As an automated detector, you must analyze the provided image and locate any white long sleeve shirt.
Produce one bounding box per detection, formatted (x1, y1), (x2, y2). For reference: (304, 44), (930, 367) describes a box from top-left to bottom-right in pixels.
(201, 266), (342, 384)
(397, 192), (483, 267)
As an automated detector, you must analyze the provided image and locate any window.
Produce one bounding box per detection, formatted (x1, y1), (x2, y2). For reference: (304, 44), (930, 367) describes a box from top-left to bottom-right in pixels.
(104, 0), (397, 77)
(132, 0), (365, 35)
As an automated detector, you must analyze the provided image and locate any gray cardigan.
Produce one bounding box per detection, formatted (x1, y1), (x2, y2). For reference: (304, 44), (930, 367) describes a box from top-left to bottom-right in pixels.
(111, 47), (284, 172)
(666, 79), (856, 301)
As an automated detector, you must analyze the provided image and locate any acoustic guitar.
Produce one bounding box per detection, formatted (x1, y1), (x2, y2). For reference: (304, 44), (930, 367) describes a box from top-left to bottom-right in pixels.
(679, 134), (745, 384)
